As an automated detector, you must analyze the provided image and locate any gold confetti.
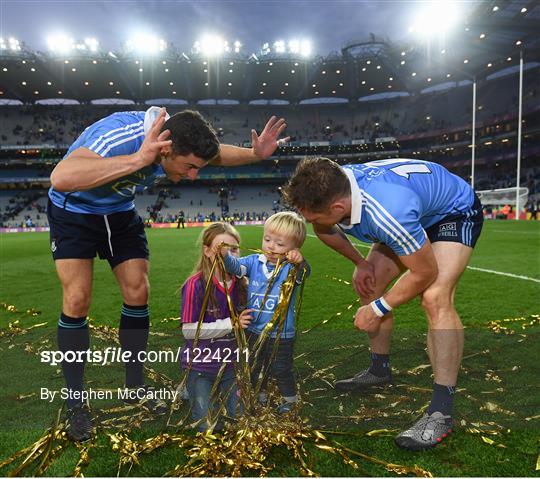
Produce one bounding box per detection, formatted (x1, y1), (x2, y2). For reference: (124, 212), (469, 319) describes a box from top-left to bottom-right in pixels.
(365, 429), (399, 437)
(487, 314), (539, 334)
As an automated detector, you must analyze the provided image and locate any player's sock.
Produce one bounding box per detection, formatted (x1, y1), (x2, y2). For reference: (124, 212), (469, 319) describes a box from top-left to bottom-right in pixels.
(119, 303), (150, 388)
(368, 352), (391, 377)
(427, 383), (455, 417)
(57, 312), (89, 408)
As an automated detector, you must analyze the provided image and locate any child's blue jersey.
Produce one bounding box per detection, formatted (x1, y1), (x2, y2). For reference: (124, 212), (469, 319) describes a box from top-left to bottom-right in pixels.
(223, 253), (310, 339)
(48, 108), (165, 214)
(341, 159), (475, 256)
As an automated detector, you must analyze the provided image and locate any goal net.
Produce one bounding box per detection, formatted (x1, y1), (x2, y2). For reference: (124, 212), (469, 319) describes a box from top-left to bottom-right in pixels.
(477, 187), (529, 207)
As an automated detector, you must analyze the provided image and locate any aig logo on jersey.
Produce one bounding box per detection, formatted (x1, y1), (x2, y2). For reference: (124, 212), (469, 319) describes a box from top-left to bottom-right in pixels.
(250, 293), (277, 313)
(438, 222), (458, 237)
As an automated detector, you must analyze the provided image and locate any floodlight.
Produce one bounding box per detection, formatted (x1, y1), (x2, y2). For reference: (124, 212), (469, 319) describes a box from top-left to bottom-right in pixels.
(126, 34), (166, 55)
(195, 35), (227, 56)
(233, 40), (241, 53)
(410, 1), (460, 37)
(273, 40), (285, 53)
(289, 40), (300, 54)
(84, 38), (99, 52)
(300, 40), (311, 57)
(5, 37), (21, 51)
(47, 34), (74, 54)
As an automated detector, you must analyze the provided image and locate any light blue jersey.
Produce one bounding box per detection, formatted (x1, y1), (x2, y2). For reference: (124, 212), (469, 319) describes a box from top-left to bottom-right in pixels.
(223, 253), (310, 339)
(340, 159), (475, 256)
(48, 107), (166, 214)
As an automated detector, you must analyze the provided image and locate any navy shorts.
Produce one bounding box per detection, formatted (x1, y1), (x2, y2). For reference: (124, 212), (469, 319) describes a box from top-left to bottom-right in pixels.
(425, 194), (483, 248)
(47, 199), (149, 269)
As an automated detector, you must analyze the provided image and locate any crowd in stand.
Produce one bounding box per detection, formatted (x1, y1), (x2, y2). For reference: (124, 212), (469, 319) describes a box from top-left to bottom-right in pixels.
(3, 70), (538, 147)
(145, 210), (272, 226)
(0, 191), (46, 227)
(2, 108), (104, 146)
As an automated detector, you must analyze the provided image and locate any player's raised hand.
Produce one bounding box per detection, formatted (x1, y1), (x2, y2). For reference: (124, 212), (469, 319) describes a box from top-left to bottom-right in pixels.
(136, 108), (172, 167)
(251, 116), (290, 160)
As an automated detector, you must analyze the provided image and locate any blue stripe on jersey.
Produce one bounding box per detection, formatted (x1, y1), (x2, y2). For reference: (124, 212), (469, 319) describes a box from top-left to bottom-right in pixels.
(364, 201), (414, 255)
(363, 192), (422, 254)
(90, 121), (143, 154)
(100, 129), (145, 157)
(48, 111), (161, 215)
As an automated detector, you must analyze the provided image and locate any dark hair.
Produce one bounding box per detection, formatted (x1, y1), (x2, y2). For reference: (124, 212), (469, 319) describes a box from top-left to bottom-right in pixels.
(162, 110), (219, 161)
(282, 157), (350, 212)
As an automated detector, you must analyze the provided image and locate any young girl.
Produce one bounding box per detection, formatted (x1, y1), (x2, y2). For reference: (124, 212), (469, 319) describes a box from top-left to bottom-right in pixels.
(180, 222), (252, 432)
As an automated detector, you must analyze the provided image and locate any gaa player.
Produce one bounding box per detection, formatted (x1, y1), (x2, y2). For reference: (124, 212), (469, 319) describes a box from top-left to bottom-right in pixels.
(283, 157), (483, 451)
(47, 107), (288, 441)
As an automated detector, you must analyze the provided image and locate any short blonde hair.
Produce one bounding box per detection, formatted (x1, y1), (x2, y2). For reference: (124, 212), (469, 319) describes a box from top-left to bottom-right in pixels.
(264, 211), (307, 247)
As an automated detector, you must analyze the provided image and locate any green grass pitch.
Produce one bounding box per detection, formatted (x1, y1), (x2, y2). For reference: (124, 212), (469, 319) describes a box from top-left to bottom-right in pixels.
(0, 220), (539, 476)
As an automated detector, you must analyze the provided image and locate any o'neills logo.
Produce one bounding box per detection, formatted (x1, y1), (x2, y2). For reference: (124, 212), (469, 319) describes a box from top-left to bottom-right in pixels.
(51, 240), (57, 252)
(438, 222), (458, 237)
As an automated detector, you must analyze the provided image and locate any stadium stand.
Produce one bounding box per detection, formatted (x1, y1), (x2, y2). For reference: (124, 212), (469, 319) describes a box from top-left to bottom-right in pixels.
(1, 68), (538, 146)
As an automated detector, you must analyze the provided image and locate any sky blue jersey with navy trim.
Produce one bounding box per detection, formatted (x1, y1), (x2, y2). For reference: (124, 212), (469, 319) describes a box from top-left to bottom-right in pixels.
(223, 253), (310, 339)
(340, 159), (475, 256)
(48, 110), (164, 214)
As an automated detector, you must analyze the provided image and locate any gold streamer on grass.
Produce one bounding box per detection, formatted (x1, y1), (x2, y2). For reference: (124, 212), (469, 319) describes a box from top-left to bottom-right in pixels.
(0, 302), (41, 317)
(487, 314), (539, 334)
(0, 320), (48, 339)
(0, 409), (68, 477)
(73, 441), (95, 477)
(327, 437), (433, 477)
(10, 278), (536, 476)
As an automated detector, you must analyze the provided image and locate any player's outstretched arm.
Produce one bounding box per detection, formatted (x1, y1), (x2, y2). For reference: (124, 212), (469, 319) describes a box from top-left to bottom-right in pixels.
(50, 109), (171, 192)
(211, 116), (289, 166)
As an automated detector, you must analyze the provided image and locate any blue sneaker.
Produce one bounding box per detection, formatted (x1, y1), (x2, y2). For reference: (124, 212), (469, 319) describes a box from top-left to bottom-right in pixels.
(277, 401), (296, 414)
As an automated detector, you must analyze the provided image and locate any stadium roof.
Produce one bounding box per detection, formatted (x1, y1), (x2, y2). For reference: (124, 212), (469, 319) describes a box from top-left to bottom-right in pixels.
(1, 0), (539, 104)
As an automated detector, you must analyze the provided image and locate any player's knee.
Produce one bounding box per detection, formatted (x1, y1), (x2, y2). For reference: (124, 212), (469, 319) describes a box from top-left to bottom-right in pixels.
(359, 287), (386, 306)
(64, 290), (91, 316)
(123, 279), (149, 305)
(421, 286), (453, 318)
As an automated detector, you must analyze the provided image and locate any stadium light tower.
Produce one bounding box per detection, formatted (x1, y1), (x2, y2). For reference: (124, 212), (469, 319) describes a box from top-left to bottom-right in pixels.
(125, 33), (166, 55)
(0, 37), (23, 57)
(83, 38), (99, 52)
(273, 40), (286, 54)
(300, 40), (312, 57)
(193, 34), (229, 56)
(47, 33), (75, 54)
(409, 1), (460, 37)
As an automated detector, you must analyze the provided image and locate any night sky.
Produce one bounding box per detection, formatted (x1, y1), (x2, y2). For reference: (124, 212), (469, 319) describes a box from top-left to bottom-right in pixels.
(1, 0), (479, 56)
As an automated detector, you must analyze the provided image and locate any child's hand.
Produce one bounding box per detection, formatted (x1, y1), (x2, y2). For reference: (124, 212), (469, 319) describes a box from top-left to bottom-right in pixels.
(238, 309), (254, 329)
(286, 249), (304, 264)
(212, 242), (229, 258)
